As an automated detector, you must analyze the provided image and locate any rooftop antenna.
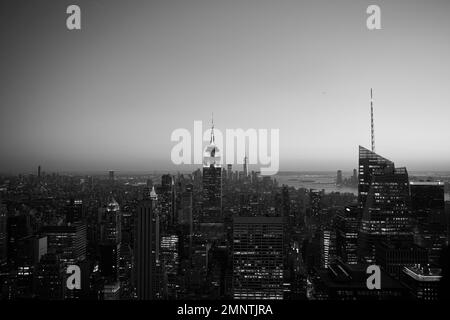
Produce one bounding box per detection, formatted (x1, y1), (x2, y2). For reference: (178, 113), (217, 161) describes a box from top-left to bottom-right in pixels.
(210, 112), (215, 144)
(370, 88), (375, 152)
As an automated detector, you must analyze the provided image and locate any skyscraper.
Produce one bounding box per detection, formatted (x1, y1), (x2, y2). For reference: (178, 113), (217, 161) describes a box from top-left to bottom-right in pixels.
(335, 205), (360, 265)
(40, 222), (87, 299)
(99, 195), (122, 288)
(0, 201), (7, 268)
(307, 189), (322, 230)
(233, 216), (284, 300)
(352, 168), (358, 185)
(41, 221), (87, 266)
(15, 235), (47, 298)
(7, 214), (31, 268)
(135, 187), (161, 299)
(358, 145), (394, 207)
(158, 174), (176, 229)
(243, 155), (248, 177)
(410, 181), (447, 265)
(34, 253), (64, 300)
(160, 234), (179, 298)
(376, 241), (428, 279)
(109, 170), (115, 182)
(358, 147), (413, 263)
(321, 229), (337, 268)
(309, 189), (321, 217)
(336, 170), (343, 186)
(401, 266), (442, 300)
(65, 199), (84, 224)
(179, 190), (193, 227)
(202, 118), (222, 223)
(227, 164), (233, 181)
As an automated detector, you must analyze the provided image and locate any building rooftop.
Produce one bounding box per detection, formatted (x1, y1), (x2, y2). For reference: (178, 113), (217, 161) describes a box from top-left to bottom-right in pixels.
(233, 216), (284, 224)
(318, 261), (404, 289)
(410, 181), (444, 186)
(403, 266), (442, 282)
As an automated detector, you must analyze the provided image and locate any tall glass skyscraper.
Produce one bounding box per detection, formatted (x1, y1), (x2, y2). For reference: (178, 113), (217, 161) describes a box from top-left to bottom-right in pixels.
(357, 146), (413, 263)
(358, 145), (394, 207)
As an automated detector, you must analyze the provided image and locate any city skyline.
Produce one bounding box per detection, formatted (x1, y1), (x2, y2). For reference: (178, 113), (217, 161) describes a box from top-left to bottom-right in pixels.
(1, 145), (448, 301)
(1, 0), (450, 173)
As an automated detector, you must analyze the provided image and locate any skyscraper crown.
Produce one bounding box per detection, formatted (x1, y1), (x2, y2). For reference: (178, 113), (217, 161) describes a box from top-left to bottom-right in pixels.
(106, 194), (120, 212)
(203, 114), (221, 167)
(150, 186), (158, 200)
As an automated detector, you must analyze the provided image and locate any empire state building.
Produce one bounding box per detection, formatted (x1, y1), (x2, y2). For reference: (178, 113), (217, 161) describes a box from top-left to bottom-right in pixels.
(202, 117), (222, 223)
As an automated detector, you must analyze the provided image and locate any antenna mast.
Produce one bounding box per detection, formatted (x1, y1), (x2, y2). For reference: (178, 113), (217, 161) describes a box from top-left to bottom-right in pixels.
(210, 112), (215, 143)
(370, 88), (375, 152)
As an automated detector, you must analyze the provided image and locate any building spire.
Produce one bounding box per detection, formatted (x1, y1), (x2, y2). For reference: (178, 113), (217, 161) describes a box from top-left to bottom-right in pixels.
(210, 112), (215, 144)
(370, 88), (375, 152)
(150, 185), (158, 200)
(243, 153), (248, 177)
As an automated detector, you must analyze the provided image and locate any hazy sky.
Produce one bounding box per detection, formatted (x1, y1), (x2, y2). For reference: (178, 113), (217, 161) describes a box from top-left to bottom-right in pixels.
(1, 0), (450, 174)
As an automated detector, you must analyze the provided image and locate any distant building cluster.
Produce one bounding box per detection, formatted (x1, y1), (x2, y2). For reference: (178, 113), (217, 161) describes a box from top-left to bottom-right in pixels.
(0, 139), (449, 300)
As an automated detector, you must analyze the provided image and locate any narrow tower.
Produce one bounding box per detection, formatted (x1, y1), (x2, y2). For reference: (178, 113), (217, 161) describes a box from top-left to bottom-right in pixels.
(202, 113), (222, 222)
(243, 154), (248, 177)
(210, 112), (215, 144)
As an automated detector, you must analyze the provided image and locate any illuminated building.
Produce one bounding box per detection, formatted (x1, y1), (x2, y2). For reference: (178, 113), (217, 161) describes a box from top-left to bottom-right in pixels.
(179, 190), (193, 229)
(357, 146), (413, 263)
(358, 145), (394, 207)
(202, 118), (222, 223)
(401, 265), (441, 300)
(161, 235), (179, 274)
(99, 195), (122, 281)
(41, 222), (87, 299)
(233, 216), (284, 300)
(309, 189), (321, 217)
(34, 253), (64, 300)
(158, 174), (176, 229)
(15, 235), (47, 298)
(376, 241), (428, 279)
(103, 281), (121, 300)
(7, 214), (30, 269)
(410, 181), (447, 265)
(160, 234), (179, 298)
(335, 205), (360, 265)
(0, 202), (6, 268)
(321, 229), (336, 269)
(41, 221), (87, 266)
(64, 199), (84, 223)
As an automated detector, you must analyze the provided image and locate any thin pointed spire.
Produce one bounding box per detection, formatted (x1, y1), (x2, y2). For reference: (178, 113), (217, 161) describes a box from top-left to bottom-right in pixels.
(370, 88), (375, 152)
(150, 185), (157, 200)
(210, 112), (215, 144)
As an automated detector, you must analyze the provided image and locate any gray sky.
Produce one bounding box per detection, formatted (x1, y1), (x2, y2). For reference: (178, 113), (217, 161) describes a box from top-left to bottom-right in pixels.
(1, 0), (450, 174)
